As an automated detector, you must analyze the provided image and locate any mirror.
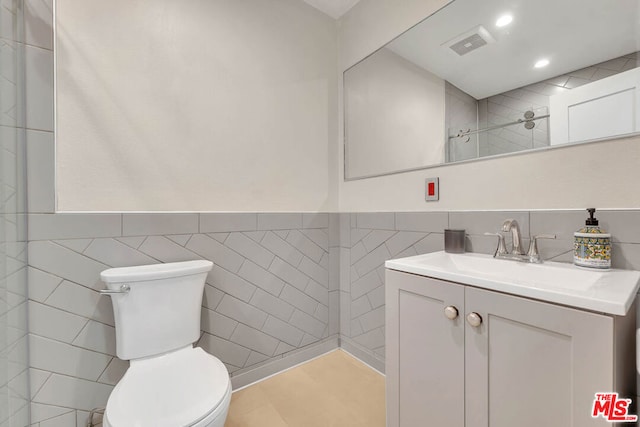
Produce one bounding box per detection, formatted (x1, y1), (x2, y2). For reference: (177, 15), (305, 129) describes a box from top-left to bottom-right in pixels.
(344, 0), (640, 180)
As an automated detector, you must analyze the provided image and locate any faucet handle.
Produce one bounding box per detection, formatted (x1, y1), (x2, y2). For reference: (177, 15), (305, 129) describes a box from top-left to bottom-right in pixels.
(484, 232), (508, 257)
(527, 234), (557, 259)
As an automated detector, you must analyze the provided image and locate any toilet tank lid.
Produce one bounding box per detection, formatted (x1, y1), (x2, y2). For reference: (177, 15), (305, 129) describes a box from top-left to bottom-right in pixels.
(101, 260), (213, 283)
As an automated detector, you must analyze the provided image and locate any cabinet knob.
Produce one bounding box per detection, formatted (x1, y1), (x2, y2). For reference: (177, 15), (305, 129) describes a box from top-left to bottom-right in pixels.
(467, 312), (483, 327)
(444, 306), (459, 320)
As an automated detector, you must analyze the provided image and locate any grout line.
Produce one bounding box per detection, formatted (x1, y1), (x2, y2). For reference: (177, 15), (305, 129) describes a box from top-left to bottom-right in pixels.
(95, 357), (114, 383)
(29, 370), (53, 401)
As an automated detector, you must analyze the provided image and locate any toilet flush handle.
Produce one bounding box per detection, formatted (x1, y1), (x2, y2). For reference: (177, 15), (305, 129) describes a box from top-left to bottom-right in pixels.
(99, 284), (130, 295)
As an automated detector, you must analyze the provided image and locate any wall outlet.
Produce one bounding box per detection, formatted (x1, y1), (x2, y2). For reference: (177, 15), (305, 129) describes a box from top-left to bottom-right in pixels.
(425, 177), (439, 201)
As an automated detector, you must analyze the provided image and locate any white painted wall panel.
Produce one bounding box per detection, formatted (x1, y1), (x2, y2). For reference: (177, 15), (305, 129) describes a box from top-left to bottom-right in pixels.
(56, 0), (337, 211)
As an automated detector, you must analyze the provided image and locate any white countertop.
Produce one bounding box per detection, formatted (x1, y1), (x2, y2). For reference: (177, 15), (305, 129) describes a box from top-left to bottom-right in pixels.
(385, 251), (640, 316)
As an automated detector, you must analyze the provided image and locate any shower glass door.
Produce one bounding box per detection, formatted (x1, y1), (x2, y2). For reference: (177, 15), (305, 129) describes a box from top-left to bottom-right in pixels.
(1, 0), (30, 425)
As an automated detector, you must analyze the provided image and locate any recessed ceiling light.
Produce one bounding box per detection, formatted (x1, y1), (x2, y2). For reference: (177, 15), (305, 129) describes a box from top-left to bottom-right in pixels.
(496, 15), (513, 27)
(534, 59), (550, 68)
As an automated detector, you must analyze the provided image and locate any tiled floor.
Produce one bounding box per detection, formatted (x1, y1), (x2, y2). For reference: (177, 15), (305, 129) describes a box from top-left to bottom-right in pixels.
(225, 350), (385, 427)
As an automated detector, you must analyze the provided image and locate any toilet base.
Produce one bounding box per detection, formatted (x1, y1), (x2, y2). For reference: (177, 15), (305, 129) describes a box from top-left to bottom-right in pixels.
(103, 380), (232, 427)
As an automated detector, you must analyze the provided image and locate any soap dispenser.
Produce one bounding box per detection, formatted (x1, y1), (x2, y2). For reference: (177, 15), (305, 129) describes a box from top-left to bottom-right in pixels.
(574, 208), (611, 269)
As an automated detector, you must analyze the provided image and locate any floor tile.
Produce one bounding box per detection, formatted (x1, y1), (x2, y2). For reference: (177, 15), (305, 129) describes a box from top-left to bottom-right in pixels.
(225, 350), (384, 427)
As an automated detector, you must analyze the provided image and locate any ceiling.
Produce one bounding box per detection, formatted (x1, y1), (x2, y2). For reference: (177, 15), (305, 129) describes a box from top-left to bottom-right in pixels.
(384, 0), (640, 99)
(302, 0), (361, 19)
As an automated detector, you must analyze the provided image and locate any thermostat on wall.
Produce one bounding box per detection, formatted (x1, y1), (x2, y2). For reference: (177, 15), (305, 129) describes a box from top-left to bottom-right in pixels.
(425, 177), (439, 201)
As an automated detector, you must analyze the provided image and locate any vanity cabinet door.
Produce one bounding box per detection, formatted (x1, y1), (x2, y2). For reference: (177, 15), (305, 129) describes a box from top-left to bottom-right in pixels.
(464, 286), (614, 427)
(386, 270), (465, 427)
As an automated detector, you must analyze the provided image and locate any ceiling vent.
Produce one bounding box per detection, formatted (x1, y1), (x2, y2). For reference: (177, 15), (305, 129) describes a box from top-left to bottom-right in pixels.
(442, 25), (496, 56)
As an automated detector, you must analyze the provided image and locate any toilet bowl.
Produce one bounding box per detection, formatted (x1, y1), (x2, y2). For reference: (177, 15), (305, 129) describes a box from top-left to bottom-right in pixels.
(100, 260), (231, 427)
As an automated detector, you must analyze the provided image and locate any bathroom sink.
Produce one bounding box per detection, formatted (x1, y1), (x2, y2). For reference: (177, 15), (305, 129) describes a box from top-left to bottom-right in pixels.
(385, 251), (640, 315)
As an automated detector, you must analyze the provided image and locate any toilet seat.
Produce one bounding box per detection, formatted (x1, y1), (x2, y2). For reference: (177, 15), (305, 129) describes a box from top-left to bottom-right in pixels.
(104, 346), (230, 427)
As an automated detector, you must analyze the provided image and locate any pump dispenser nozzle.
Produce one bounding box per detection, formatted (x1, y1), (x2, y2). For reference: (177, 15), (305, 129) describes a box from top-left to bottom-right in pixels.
(586, 208), (599, 226)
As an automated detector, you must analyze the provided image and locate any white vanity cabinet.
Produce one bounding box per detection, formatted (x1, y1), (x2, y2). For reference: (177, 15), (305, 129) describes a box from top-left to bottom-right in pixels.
(386, 269), (636, 427)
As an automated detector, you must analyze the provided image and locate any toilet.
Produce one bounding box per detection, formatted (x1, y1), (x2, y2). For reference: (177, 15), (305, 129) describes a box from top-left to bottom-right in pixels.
(99, 260), (231, 427)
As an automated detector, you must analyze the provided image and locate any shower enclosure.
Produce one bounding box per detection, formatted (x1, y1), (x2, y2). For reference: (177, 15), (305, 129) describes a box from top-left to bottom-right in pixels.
(447, 107), (550, 163)
(0, 0), (30, 426)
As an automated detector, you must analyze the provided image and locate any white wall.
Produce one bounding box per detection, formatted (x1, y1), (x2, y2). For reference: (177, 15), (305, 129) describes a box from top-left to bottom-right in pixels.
(337, 0), (640, 211)
(345, 48), (445, 178)
(56, 0), (337, 212)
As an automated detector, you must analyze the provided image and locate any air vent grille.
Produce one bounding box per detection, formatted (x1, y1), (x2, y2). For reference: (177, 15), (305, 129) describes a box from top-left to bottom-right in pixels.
(449, 34), (488, 56)
(443, 25), (495, 56)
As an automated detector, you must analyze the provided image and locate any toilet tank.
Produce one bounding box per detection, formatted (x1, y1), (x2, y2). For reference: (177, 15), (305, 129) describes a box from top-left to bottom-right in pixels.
(100, 260), (213, 360)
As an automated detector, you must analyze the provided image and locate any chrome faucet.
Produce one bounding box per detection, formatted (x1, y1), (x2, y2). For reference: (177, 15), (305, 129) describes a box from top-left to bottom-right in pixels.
(486, 219), (557, 263)
(502, 219), (524, 255)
